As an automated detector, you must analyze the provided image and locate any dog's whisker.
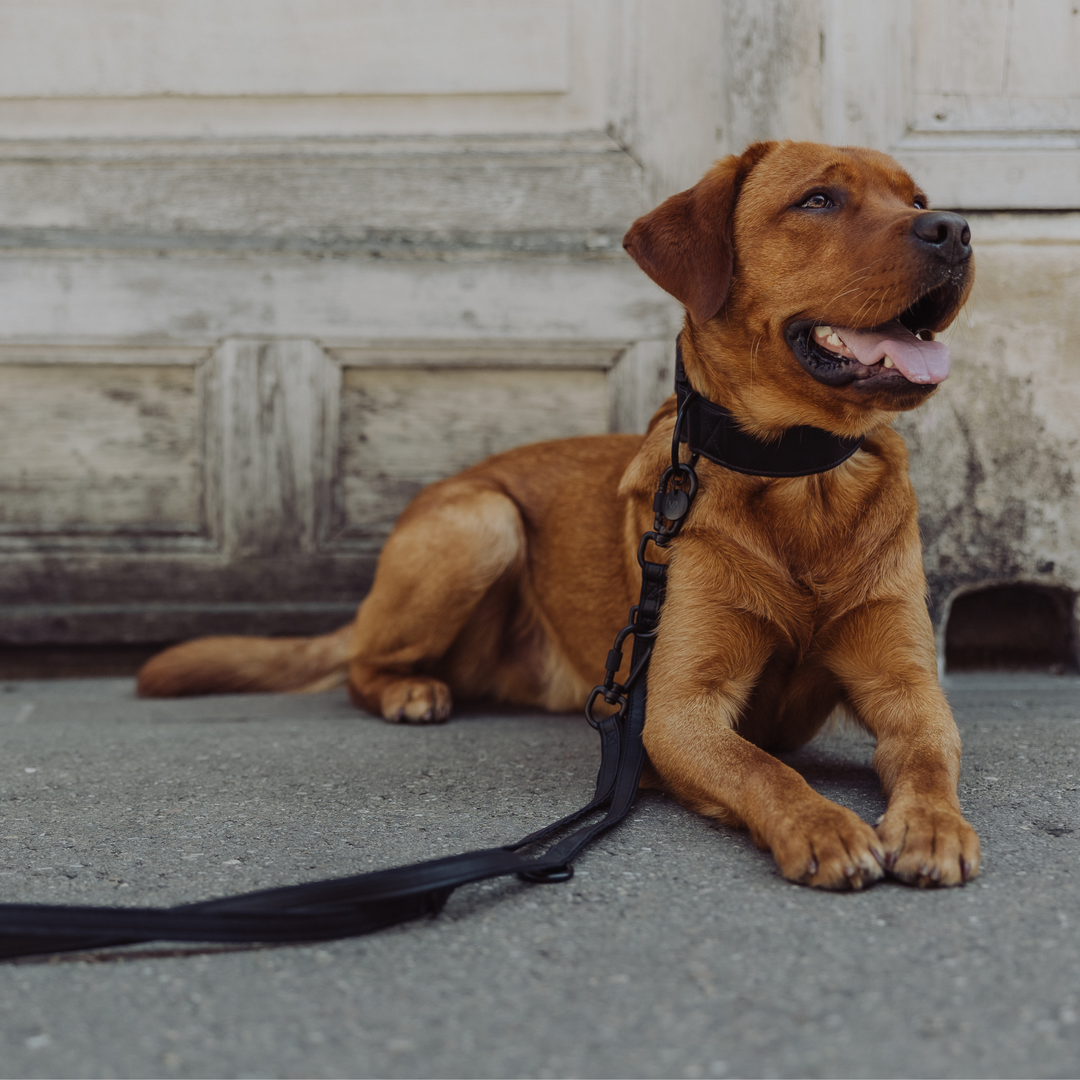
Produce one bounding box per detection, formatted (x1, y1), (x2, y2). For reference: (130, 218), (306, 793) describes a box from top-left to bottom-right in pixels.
(820, 265), (877, 311)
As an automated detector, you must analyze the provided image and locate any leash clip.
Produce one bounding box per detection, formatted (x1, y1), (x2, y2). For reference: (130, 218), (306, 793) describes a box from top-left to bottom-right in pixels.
(585, 685), (616, 729)
(651, 464), (699, 538)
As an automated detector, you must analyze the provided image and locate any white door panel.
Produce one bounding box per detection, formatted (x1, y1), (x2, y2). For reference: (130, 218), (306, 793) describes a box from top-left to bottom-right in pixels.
(0, 1), (698, 645)
(824, 0), (1080, 207)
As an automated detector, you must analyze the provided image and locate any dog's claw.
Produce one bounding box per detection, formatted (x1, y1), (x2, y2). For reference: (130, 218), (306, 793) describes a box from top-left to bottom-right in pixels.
(772, 800), (886, 890)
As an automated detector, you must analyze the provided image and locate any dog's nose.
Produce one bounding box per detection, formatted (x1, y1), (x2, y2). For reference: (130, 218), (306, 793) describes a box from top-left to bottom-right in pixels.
(911, 211), (972, 263)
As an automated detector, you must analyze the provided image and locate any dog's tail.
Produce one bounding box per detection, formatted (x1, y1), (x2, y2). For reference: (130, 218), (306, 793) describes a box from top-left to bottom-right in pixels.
(136, 622), (355, 698)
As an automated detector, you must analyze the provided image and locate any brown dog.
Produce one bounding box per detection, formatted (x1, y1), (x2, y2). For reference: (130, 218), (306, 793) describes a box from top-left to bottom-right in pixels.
(139, 140), (980, 890)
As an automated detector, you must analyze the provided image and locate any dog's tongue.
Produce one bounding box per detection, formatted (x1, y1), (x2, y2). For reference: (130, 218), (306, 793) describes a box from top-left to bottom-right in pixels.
(834, 321), (951, 384)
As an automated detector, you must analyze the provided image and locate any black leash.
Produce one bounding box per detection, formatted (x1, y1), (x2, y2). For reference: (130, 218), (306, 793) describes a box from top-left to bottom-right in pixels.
(0, 400), (697, 962)
(0, 340), (860, 961)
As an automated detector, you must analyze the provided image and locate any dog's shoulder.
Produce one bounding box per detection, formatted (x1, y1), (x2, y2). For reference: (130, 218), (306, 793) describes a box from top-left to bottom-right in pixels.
(617, 395), (678, 502)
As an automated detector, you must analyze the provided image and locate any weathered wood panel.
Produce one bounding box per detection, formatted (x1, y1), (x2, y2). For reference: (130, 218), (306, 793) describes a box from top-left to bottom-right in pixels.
(0, 1), (616, 142)
(204, 340), (340, 558)
(0, 599), (361, 646)
(0, 363), (201, 535)
(0, 0), (570, 98)
(823, 0), (1080, 207)
(607, 340), (674, 435)
(912, 0), (1080, 132)
(0, 338), (664, 643)
(0, 253), (681, 346)
(333, 366), (610, 542)
(716, 1), (824, 161)
(0, 1), (716, 650)
(0, 551), (372, 608)
(0, 135), (645, 243)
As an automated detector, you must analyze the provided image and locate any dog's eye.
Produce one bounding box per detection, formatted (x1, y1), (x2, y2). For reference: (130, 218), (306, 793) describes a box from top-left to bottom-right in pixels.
(914, 198), (927, 210)
(800, 193), (833, 209)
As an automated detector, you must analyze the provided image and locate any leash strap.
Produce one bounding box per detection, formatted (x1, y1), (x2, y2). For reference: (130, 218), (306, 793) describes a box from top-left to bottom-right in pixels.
(0, 712), (641, 960)
(0, 487), (677, 962)
(0, 702), (645, 960)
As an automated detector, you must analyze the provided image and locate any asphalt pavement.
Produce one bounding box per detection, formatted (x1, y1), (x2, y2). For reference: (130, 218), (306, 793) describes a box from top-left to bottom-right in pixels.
(0, 673), (1077, 1079)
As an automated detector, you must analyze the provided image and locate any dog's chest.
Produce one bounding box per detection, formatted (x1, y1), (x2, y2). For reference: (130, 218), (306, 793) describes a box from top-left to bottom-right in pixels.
(701, 469), (900, 631)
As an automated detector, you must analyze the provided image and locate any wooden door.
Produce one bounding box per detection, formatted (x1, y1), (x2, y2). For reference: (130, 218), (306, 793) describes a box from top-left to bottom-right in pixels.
(0, 0), (704, 649)
(824, 0), (1080, 207)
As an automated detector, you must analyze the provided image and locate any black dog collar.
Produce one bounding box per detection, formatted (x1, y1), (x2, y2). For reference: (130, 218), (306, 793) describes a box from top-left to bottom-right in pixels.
(674, 339), (864, 477)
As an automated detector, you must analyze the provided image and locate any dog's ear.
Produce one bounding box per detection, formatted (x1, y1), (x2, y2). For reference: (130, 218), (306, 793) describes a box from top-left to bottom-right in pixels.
(623, 142), (776, 326)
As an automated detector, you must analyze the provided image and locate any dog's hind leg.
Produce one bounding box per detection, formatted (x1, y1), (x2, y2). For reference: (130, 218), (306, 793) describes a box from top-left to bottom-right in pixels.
(347, 477), (526, 723)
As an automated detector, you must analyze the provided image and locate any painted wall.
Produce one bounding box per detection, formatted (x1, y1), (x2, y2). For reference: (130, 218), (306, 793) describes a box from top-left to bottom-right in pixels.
(0, 0), (1075, 658)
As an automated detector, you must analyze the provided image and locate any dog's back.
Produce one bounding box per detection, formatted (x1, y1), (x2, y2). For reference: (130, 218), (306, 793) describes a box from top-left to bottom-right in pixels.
(137, 432), (647, 706)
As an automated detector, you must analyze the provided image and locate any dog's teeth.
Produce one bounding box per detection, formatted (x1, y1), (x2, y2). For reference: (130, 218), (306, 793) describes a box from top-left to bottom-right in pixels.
(813, 325), (832, 339)
(883, 356), (895, 369)
(826, 333), (842, 347)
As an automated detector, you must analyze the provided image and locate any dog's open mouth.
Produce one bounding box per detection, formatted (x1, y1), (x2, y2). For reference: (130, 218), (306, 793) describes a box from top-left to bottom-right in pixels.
(785, 283), (961, 390)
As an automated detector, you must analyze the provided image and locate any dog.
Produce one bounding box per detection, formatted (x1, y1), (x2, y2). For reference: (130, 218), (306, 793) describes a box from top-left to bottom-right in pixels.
(138, 140), (980, 891)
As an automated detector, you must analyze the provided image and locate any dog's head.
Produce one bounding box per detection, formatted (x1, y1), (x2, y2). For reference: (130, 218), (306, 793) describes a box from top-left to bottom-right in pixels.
(623, 141), (973, 438)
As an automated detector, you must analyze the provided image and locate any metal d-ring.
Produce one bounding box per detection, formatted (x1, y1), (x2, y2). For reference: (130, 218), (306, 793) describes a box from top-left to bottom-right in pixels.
(585, 685), (623, 729)
(671, 387), (700, 475)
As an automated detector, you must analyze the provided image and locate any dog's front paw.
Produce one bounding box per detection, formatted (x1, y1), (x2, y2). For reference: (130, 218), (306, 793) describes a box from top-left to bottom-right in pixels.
(769, 800), (886, 890)
(381, 677), (452, 724)
(876, 801), (980, 887)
